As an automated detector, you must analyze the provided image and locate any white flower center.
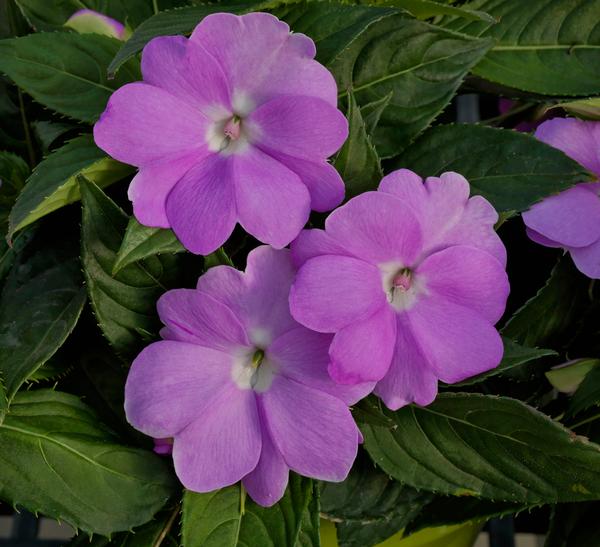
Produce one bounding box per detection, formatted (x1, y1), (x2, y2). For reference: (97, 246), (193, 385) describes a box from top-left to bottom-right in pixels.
(205, 91), (256, 156)
(231, 347), (277, 392)
(379, 262), (427, 312)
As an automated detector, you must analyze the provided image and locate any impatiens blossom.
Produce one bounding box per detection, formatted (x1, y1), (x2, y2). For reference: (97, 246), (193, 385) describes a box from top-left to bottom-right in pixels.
(125, 246), (369, 506)
(289, 170), (510, 410)
(94, 12), (347, 255)
(65, 9), (128, 40)
(523, 118), (600, 278)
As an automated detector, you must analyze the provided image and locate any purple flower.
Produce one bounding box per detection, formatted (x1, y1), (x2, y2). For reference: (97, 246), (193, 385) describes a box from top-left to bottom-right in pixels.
(65, 9), (128, 40)
(94, 13), (347, 255)
(523, 118), (600, 278)
(125, 246), (368, 506)
(289, 170), (509, 410)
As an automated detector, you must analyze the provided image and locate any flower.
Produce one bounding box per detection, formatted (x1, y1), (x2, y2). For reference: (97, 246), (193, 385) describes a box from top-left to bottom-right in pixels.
(523, 118), (600, 279)
(65, 9), (129, 40)
(94, 12), (347, 255)
(125, 246), (368, 506)
(289, 170), (509, 410)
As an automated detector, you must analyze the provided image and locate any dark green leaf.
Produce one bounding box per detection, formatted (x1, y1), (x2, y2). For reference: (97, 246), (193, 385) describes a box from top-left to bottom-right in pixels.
(545, 502), (600, 547)
(8, 135), (133, 239)
(31, 120), (76, 153)
(334, 91), (382, 198)
(14, 0), (81, 31)
(0, 32), (140, 122)
(361, 92), (393, 135)
(0, 243), (86, 414)
(363, 393), (600, 503)
(454, 337), (556, 386)
(182, 475), (315, 546)
(296, 481), (320, 547)
(395, 124), (593, 212)
(113, 217), (185, 275)
(502, 257), (589, 348)
(0, 390), (175, 535)
(443, 0), (600, 96)
(80, 177), (182, 358)
(556, 97), (600, 120)
(368, 0), (495, 22)
(0, 151), (28, 223)
(321, 454), (433, 547)
(568, 366), (600, 418)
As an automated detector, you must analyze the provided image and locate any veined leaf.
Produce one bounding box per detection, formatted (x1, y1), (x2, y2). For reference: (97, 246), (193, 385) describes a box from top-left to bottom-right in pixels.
(182, 475), (315, 547)
(567, 366), (600, 419)
(0, 390), (175, 535)
(554, 97), (600, 120)
(8, 135), (133, 239)
(0, 32), (140, 122)
(113, 217), (185, 275)
(362, 0), (495, 22)
(395, 124), (593, 212)
(363, 393), (600, 503)
(443, 0), (600, 96)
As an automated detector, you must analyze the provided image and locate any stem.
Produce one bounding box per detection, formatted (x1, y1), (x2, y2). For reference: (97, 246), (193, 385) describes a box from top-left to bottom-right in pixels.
(153, 503), (180, 547)
(152, 0), (159, 14)
(17, 89), (35, 168)
(571, 412), (600, 430)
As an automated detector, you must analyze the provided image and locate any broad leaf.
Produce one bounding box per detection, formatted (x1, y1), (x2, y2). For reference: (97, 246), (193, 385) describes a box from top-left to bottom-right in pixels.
(455, 337), (556, 386)
(321, 454), (433, 547)
(443, 0), (600, 96)
(14, 0), (81, 30)
(113, 218), (185, 275)
(0, 242), (86, 414)
(373, 0), (494, 22)
(182, 475), (315, 546)
(363, 393), (600, 503)
(395, 124), (593, 212)
(502, 257), (588, 348)
(567, 366), (600, 419)
(8, 135), (133, 238)
(0, 390), (175, 535)
(334, 91), (382, 198)
(80, 178), (181, 358)
(0, 32), (140, 122)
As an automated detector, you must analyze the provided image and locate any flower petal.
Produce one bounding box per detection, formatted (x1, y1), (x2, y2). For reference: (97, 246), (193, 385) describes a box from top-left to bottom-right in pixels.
(94, 82), (207, 166)
(408, 297), (504, 384)
(234, 148), (310, 249)
(268, 327), (374, 405)
(324, 192), (423, 265)
(525, 227), (563, 248)
(261, 376), (358, 481)
(374, 314), (438, 410)
(124, 341), (232, 438)
(250, 96), (348, 160)
(242, 421), (289, 507)
(522, 185), (600, 248)
(570, 237), (600, 279)
(157, 289), (249, 351)
(417, 245), (509, 324)
(128, 153), (201, 228)
(328, 306), (396, 384)
(173, 387), (261, 492)
(166, 154), (237, 255)
(290, 255), (386, 332)
(290, 229), (352, 267)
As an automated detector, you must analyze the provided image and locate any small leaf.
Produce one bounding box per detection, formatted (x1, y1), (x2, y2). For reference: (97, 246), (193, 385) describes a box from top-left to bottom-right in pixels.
(546, 359), (600, 394)
(0, 390), (175, 535)
(80, 177), (183, 358)
(395, 124), (593, 212)
(554, 97), (600, 120)
(334, 91), (382, 197)
(567, 366), (600, 418)
(113, 217), (185, 275)
(0, 33), (140, 122)
(182, 475), (315, 547)
(9, 135), (133, 239)
(363, 393), (600, 503)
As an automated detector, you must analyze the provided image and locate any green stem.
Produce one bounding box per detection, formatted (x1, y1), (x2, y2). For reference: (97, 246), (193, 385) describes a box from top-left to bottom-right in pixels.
(17, 89), (35, 168)
(152, 503), (181, 547)
(571, 412), (600, 430)
(152, 0), (159, 14)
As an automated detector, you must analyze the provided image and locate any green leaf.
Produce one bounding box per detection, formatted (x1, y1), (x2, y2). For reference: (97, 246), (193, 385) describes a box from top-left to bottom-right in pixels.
(113, 217), (185, 275)
(395, 124), (593, 212)
(0, 32), (140, 122)
(0, 242), (86, 414)
(364, 0), (495, 22)
(545, 501), (600, 547)
(8, 135), (133, 239)
(443, 0), (600, 96)
(328, 13), (492, 156)
(361, 92), (393, 135)
(182, 475), (315, 547)
(554, 97), (600, 120)
(320, 454), (433, 547)
(0, 151), (28, 223)
(32, 120), (76, 152)
(363, 393), (600, 503)
(454, 337), (556, 386)
(107, 2), (257, 76)
(545, 358), (600, 394)
(502, 257), (589, 348)
(0, 389), (175, 535)
(80, 177), (182, 358)
(14, 0), (81, 31)
(568, 366), (600, 418)
(334, 91), (382, 198)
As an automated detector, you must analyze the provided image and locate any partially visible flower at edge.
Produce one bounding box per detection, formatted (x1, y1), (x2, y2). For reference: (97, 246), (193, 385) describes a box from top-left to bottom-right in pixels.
(523, 118), (600, 279)
(94, 12), (348, 255)
(125, 246), (370, 506)
(289, 169), (509, 410)
(65, 9), (129, 40)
